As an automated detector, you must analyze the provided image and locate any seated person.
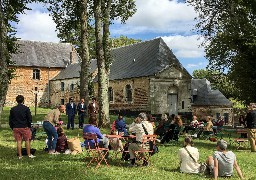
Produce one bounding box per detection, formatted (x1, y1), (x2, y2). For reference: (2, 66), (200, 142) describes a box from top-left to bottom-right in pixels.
(109, 129), (124, 151)
(155, 113), (171, 138)
(206, 140), (244, 179)
(183, 115), (199, 134)
(55, 126), (68, 153)
(110, 112), (128, 135)
(213, 116), (225, 134)
(197, 116), (213, 138)
(83, 116), (109, 158)
(178, 136), (200, 173)
(128, 112), (154, 166)
(161, 115), (183, 143)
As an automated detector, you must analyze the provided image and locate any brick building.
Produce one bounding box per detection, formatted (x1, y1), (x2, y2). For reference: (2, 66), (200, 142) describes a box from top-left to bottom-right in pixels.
(5, 40), (79, 107)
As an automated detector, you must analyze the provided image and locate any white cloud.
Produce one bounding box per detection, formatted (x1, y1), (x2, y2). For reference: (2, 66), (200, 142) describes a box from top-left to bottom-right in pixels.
(112, 0), (196, 35)
(16, 9), (59, 42)
(162, 35), (205, 58)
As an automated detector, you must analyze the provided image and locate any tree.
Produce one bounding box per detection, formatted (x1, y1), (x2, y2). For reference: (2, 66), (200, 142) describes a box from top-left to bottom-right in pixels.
(49, 0), (136, 127)
(0, 0), (40, 125)
(187, 0), (256, 104)
(111, 35), (141, 48)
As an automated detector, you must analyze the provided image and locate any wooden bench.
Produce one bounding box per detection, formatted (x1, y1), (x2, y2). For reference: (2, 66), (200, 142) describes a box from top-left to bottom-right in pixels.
(234, 129), (249, 150)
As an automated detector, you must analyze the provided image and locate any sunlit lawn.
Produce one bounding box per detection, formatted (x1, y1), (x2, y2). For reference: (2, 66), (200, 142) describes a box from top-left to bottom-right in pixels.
(0, 107), (256, 180)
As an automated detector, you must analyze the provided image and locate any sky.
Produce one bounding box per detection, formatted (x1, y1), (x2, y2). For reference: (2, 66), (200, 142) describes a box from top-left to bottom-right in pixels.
(15, 0), (208, 75)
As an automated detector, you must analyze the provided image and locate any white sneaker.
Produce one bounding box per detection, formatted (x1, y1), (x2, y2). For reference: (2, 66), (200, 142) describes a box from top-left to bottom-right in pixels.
(18, 156), (23, 160)
(156, 139), (161, 143)
(29, 154), (36, 158)
(49, 151), (60, 155)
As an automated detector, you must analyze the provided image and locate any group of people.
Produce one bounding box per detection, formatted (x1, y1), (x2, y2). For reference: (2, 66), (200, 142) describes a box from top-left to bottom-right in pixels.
(82, 112), (154, 166)
(66, 97), (99, 129)
(8, 94), (255, 179)
(179, 136), (245, 179)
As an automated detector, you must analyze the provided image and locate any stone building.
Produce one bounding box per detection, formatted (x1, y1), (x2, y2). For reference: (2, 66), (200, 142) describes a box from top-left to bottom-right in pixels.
(5, 38), (232, 123)
(191, 79), (233, 124)
(50, 38), (193, 119)
(5, 40), (79, 107)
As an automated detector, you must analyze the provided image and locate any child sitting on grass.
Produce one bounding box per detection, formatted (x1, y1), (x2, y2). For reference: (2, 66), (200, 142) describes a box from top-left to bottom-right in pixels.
(55, 126), (68, 153)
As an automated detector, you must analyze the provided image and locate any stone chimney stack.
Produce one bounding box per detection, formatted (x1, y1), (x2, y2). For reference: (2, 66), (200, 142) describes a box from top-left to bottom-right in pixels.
(70, 46), (75, 64)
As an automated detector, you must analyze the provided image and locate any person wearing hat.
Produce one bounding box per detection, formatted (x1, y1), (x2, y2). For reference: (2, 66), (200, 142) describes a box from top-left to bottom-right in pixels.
(245, 104), (256, 152)
(128, 112), (154, 166)
(206, 140), (244, 179)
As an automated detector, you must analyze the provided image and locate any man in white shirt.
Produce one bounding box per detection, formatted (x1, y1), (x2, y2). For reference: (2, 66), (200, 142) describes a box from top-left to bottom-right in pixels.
(128, 112), (154, 166)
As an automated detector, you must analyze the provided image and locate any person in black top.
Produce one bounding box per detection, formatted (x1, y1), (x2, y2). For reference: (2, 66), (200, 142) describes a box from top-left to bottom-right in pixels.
(77, 98), (86, 129)
(245, 104), (256, 152)
(9, 95), (35, 159)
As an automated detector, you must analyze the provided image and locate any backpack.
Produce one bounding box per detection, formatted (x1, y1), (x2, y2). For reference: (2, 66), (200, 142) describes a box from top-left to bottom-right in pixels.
(121, 142), (130, 161)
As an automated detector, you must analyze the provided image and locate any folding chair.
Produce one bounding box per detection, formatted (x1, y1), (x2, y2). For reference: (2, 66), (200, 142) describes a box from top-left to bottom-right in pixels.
(83, 133), (109, 168)
(107, 135), (124, 164)
(134, 134), (157, 166)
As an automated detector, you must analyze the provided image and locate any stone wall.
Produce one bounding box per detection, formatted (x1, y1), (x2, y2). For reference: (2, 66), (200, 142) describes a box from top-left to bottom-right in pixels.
(94, 77), (150, 112)
(5, 66), (63, 107)
(50, 78), (80, 106)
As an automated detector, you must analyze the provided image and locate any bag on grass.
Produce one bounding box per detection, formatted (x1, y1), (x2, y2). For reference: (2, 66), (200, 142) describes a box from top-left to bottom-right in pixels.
(149, 141), (159, 156)
(17, 148), (36, 156)
(67, 137), (82, 155)
(199, 162), (210, 175)
(121, 142), (130, 161)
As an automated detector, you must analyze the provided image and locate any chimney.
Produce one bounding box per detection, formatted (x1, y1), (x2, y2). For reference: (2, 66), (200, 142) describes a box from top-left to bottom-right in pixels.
(70, 46), (75, 64)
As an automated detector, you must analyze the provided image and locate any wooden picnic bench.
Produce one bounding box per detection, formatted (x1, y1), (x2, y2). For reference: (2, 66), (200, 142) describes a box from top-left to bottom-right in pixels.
(234, 129), (249, 150)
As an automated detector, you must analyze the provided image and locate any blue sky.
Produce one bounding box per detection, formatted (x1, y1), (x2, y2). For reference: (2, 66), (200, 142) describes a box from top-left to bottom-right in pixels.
(15, 0), (208, 75)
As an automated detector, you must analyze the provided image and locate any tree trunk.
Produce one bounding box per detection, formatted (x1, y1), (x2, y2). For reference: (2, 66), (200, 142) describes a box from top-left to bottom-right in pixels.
(101, 0), (112, 126)
(94, 0), (109, 127)
(0, 3), (9, 127)
(79, 0), (90, 105)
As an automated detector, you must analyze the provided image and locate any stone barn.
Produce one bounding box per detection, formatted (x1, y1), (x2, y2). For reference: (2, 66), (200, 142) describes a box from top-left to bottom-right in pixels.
(50, 38), (193, 119)
(5, 40), (79, 107)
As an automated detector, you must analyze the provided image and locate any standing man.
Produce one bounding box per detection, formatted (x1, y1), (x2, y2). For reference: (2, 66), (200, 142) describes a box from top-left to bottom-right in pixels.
(9, 95), (35, 159)
(77, 98), (86, 129)
(88, 97), (99, 118)
(245, 103), (256, 152)
(66, 97), (77, 130)
(43, 105), (65, 154)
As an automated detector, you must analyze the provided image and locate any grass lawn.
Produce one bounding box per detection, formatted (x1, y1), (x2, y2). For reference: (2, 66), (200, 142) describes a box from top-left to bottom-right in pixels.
(0, 107), (256, 180)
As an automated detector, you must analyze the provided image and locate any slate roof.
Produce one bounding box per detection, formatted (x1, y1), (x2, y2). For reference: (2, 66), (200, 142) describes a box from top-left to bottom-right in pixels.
(10, 40), (80, 68)
(109, 37), (191, 80)
(51, 59), (97, 80)
(52, 37), (191, 81)
(191, 79), (232, 106)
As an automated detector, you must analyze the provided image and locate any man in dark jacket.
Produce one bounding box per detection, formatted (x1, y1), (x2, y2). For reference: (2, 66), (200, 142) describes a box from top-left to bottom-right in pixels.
(9, 95), (35, 159)
(66, 97), (77, 130)
(77, 98), (86, 129)
(245, 104), (256, 152)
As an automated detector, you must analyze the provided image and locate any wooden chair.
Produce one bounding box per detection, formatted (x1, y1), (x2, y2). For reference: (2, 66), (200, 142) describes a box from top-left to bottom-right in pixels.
(107, 134), (124, 164)
(134, 134), (157, 166)
(83, 133), (109, 168)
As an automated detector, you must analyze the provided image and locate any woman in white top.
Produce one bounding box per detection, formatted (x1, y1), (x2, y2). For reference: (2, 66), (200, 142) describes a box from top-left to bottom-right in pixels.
(178, 136), (200, 173)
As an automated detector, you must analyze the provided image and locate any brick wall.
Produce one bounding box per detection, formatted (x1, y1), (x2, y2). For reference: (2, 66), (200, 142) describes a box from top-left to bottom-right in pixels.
(5, 66), (63, 107)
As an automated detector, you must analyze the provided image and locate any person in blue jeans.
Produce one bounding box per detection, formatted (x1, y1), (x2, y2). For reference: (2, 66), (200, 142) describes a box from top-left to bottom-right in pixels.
(43, 105), (65, 154)
(66, 97), (77, 130)
(83, 116), (109, 158)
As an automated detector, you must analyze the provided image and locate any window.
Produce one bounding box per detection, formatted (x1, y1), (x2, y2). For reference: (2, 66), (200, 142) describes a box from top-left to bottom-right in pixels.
(182, 101), (185, 109)
(108, 87), (113, 102)
(70, 83), (74, 91)
(33, 69), (40, 80)
(61, 99), (64, 105)
(125, 84), (132, 102)
(61, 82), (65, 91)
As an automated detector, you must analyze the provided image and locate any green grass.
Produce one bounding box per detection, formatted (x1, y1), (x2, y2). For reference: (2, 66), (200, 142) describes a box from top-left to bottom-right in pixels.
(0, 108), (256, 180)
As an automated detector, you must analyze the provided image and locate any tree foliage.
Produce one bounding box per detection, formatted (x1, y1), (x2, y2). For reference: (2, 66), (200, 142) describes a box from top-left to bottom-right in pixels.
(187, 0), (256, 104)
